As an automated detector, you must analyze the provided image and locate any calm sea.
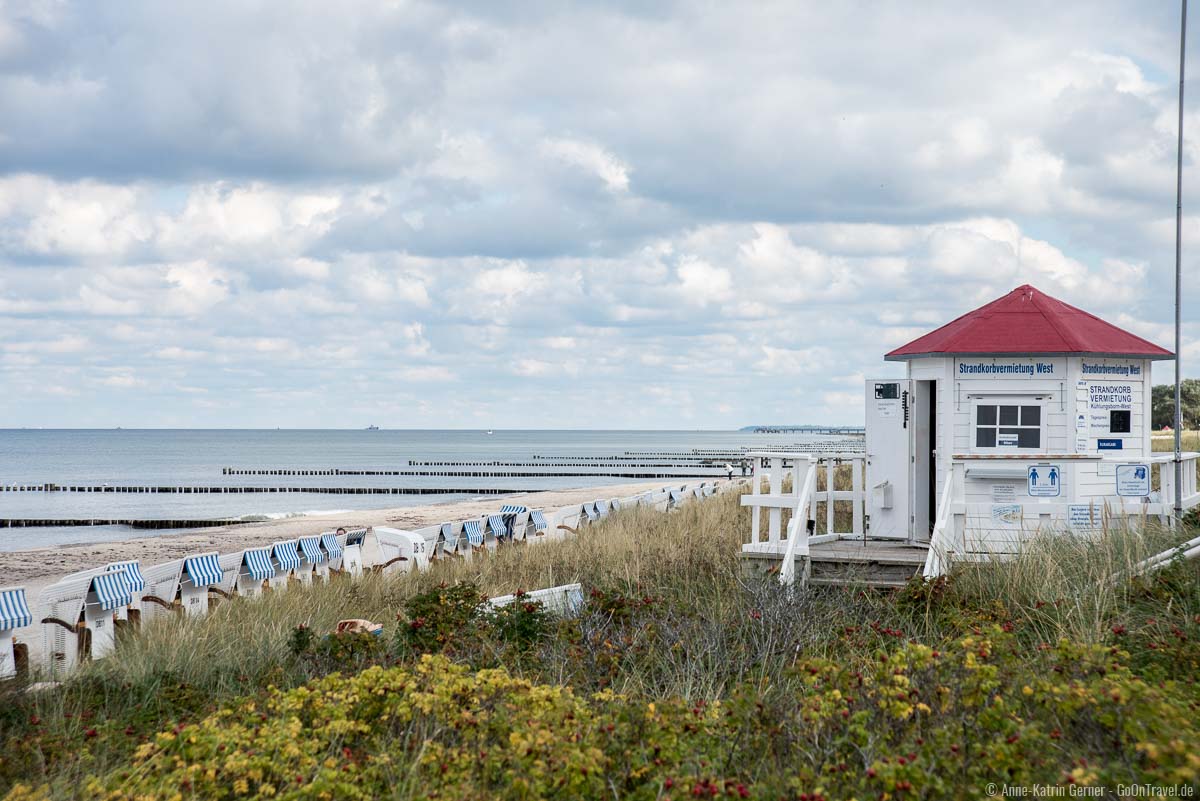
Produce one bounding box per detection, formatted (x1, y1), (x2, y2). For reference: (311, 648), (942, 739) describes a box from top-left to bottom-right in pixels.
(0, 429), (834, 550)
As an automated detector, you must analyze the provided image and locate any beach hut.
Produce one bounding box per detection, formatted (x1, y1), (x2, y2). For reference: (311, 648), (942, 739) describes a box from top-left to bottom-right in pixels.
(236, 547), (275, 597)
(38, 566), (134, 672)
(373, 527), (430, 573)
(296, 536), (325, 584)
(0, 587), (32, 679)
(267, 541), (301, 590)
(179, 552), (226, 617)
(139, 559), (186, 621)
(865, 285), (1176, 560)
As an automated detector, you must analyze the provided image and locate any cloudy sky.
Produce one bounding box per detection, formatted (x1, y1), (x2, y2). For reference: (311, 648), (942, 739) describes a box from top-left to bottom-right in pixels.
(0, 1), (1197, 428)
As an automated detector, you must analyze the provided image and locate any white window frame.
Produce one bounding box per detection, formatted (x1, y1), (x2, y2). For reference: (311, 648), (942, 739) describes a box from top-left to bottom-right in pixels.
(969, 396), (1047, 454)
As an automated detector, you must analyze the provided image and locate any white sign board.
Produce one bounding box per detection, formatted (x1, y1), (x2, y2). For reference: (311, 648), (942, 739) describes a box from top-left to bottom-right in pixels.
(991, 504), (1022, 527)
(1067, 504), (1098, 531)
(1027, 464), (1061, 497)
(1115, 464), (1150, 497)
(991, 484), (1016, 503)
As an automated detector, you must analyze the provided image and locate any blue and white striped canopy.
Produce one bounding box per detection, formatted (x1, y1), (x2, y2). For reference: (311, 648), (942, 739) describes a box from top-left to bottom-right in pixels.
(487, 514), (508, 537)
(440, 522), (454, 539)
(0, 587), (32, 630)
(298, 536), (324, 564)
(530, 510), (548, 531)
(595, 500), (609, 517)
(463, 519), (484, 546)
(345, 529), (367, 546)
(500, 504), (527, 514)
(273, 542), (301, 571)
(185, 553), (224, 588)
(242, 548), (275, 581)
(320, 533), (343, 559)
(90, 569), (133, 611)
(107, 560), (146, 592)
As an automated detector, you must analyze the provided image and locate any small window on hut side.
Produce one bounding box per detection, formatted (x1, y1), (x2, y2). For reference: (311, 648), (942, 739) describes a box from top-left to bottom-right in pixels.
(974, 401), (1042, 451)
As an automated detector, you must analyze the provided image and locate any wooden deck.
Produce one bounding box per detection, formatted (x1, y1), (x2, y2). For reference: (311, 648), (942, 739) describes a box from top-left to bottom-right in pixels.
(741, 539), (929, 588)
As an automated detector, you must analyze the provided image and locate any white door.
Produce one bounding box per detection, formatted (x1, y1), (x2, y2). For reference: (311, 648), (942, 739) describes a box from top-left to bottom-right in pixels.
(865, 379), (913, 540)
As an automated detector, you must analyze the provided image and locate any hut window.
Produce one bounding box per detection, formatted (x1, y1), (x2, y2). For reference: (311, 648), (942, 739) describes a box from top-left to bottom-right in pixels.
(973, 401), (1042, 450)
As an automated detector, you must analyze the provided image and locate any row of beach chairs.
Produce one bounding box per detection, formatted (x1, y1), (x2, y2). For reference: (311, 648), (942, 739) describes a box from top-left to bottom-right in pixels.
(0, 479), (740, 679)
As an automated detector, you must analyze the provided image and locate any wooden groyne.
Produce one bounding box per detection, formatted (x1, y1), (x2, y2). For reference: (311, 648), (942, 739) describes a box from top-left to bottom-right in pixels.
(221, 464), (721, 474)
(0, 518), (247, 529)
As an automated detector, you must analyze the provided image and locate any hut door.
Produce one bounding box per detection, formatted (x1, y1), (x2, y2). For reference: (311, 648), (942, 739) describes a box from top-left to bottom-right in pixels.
(865, 379), (914, 540)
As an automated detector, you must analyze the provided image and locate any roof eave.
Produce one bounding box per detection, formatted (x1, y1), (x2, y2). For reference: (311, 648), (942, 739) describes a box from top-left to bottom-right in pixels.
(884, 350), (1175, 362)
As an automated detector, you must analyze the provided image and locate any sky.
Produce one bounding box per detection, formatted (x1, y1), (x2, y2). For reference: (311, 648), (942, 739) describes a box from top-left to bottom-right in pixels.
(0, 1), (1198, 429)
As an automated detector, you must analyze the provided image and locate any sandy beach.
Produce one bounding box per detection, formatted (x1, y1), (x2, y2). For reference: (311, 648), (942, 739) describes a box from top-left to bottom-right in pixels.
(0, 479), (668, 598)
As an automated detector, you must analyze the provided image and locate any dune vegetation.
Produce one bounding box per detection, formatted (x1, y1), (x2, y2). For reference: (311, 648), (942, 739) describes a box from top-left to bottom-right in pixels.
(2, 491), (1199, 799)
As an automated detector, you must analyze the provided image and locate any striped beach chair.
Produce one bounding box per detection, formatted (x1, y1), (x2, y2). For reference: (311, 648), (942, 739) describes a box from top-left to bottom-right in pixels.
(529, 509), (549, 537)
(463, 519), (485, 550)
(181, 552), (225, 617)
(320, 532), (344, 571)
(237, 548), (275, 597)
(437, 522), (461, 557)
(38, 566), (134, 673)
(0, 587), (32, 679)
(104, 560), (146, 623)
(268, 541), (301, 590)
(296, 536), (325, 583)
(487, 514), (509, 545)
(500, 504), (531, 541)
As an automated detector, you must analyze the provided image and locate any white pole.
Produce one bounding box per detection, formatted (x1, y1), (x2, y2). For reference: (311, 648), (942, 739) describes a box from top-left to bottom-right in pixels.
(1175, 0), (1188, 520)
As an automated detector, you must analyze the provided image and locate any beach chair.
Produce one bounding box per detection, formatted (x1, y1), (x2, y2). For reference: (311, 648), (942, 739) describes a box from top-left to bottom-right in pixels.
(594, 499), (609, 519)
(139, 558), (186, 622)
(463, 519), (485, 551)
(374, 527), (430, 574)
(0, 587), (32, 680)
(296, 536), (325, 584)
(487, 583), (585, 616)
(487, 514), (509, 546)
(581, 501), (599, 524)
(320, 532), (344, 572)
(499, 504), (531, 541)
(529, 509), (550, 537)
(668, 488), (686, 509)
(38, 566), (134, 673)
(180, 552), (226, 617)
(99, 560), (147, 626)
(236, 547), (275, 598)
(342, 529), (368, 578)
(437, 521), (463, 557)
(268, 541), (302, 590)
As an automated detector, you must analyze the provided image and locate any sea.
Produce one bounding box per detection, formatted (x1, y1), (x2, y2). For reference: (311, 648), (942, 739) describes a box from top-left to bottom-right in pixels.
(0, 429), (850, 551)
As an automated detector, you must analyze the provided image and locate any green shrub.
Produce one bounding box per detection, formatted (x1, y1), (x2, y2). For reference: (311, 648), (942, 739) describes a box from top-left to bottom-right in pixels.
(6, 627), (1197, 801)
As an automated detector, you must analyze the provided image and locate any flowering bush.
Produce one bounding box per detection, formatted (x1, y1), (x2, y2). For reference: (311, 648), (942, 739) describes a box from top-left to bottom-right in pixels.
(6, 627), (1196, 800)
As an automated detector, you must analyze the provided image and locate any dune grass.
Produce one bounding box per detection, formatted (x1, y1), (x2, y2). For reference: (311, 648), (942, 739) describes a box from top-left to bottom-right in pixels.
(2, 490), (1199, 798)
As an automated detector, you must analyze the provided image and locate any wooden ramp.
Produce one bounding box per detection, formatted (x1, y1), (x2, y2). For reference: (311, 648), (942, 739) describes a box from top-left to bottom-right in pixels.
(741, 540), (929, 588)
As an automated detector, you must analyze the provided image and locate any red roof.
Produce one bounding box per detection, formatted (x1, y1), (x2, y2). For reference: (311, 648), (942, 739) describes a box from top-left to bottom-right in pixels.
(885, 285), (1173, 361)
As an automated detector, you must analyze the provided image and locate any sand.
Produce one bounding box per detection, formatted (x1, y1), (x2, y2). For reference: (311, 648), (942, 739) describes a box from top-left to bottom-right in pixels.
(0, 479), (669, 597)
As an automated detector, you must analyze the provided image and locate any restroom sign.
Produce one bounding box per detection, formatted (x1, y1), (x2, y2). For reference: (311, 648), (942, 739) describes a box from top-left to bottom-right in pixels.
(1027, 464), (1061, 497)
(1115, 464), (1150, 497)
